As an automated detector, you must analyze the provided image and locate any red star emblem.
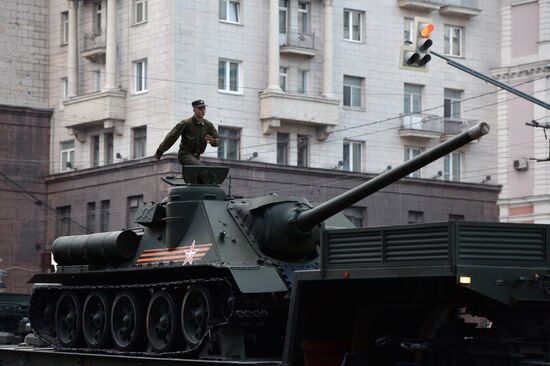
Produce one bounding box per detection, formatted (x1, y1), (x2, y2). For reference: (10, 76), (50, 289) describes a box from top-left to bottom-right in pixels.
(183, 240), (200, 265)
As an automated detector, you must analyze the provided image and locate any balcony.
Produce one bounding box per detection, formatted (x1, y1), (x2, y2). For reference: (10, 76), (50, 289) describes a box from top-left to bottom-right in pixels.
(398, 0), (441, 11)
(63, 90), (126, 141)
(399, 113), (442, 139)
(260, 92), (339, 140)
(439, 0), (481, 17)
(82, 30), (106, 63)
(279, 29), (316, 57)
(441, 117), (478, 139)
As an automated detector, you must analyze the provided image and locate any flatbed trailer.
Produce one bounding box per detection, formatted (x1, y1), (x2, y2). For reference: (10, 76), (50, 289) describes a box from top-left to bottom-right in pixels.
(0, 346), (282, 366)
(5, 221), (550, 366)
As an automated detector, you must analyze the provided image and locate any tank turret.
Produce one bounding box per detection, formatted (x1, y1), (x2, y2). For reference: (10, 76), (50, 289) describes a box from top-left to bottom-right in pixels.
(29, 123), (489, 359)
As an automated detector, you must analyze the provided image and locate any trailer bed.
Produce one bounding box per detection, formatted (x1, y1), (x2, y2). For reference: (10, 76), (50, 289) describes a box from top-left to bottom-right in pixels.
(0, 346), (282, 366)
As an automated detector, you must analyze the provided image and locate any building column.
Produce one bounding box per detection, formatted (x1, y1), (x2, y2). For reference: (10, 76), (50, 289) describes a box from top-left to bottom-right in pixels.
(67, 0), (79, 97)
(539, 0), (550, 56)
(104, 0), (117, 90)
(322, 0), (334, 98)
(265, 0), (281, 92)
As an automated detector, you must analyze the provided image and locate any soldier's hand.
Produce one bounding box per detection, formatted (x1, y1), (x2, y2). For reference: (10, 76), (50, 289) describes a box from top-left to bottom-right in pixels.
(205, 135), (215, 144)
(154, 153), (161, 160)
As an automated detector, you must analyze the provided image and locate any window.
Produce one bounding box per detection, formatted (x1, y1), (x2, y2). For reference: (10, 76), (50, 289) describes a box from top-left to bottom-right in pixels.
(100, 200), (110, 232)
(408, 210), (424, 224)
(277, 132), (289, 165)
(298, 2), (309, 33)
(404, 147), (423, 178)
(218, 127), (241, 160)
(86, 202), (96, 233)
(61, 11), (69, 45)
(344, 207), (365, 227)
(134, 0), (148, 24)
(219, 0), (240, 23)
(279, 67), (288, 92)
(444, 88), (462, 119)
(298, 70), (308, 95)
(56, 206), (71, 237)
(404, 83), (422, 114)
(62, 77), (69, 98)
(343, 9), (362, 41)
(444, 152), (462, 181)
(60, 140), (75, 172)
(134, 59), (148, 93)
(404, 17), (413, 44)
(91, 135), (100, 167)
(104, 132), (113, 164)
(297, 135), (309, 167)
(343, 140), (362, 172)
(133, 126), (146, 159)
(62, 77), (68, 99)
(218, 59), (241, 93)
(127, 195), (143, 228)
(93, 1), (102, 34)
(444, 25), (463, 57)
(279, 0), (288, 34)
(94, 71), (101, 91)
(343, 76), (362, 107)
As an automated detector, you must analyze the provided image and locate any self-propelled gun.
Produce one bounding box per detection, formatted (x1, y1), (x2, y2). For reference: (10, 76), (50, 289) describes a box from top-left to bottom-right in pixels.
(28, 123), (490, 360)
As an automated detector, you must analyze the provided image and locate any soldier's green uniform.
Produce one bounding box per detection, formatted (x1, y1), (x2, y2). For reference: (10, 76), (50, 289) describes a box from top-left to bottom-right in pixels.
(155, 116), (220, 166)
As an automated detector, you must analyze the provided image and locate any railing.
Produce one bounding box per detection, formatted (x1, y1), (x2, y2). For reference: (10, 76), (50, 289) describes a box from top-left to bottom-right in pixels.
(443, 117), (477, 135)
(441, 0), (479, 8)
(399, 0), (442, 6)
(400, 113), (442, 133)
(279, 28), (315, 50)
(83, 29), (106, 51)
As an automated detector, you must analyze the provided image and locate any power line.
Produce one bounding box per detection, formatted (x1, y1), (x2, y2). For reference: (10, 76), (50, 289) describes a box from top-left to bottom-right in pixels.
(0, 171), (91, 235)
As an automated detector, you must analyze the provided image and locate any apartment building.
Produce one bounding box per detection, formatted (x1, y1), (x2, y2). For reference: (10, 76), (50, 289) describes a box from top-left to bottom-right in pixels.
(493, 0), (550, 223)
(49, 0), (499, 176)
(0, 0), (52, 292)
(1, 0), (505, 292)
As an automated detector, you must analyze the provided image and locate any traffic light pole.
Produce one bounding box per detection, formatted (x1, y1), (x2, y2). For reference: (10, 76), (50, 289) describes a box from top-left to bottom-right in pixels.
(431, 50), (550, 111)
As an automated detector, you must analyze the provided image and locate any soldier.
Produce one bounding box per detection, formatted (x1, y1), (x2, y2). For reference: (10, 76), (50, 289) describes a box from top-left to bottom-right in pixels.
(154, 99), (220, 174)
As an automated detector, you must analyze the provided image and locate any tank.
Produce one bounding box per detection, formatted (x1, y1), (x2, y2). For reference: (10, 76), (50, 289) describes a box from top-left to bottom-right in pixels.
(28, 123), (490, 359)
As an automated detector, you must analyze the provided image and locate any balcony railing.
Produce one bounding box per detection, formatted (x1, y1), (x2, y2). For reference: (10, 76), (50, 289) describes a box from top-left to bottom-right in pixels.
(398, 0), (442, 11)
(279, 29), (316, 56)
(260, 92), (339, 139)
(442, 117), (477, 135)
(442, 0), (478, 8)
(440, 0), (481, 16)
(399, 114), (479, 139)
(82, 30), (106, 63)
(401, 113), (441, 131)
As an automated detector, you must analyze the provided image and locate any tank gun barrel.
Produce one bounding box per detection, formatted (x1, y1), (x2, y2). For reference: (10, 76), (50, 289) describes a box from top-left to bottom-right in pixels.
(295, 122), (490, 232)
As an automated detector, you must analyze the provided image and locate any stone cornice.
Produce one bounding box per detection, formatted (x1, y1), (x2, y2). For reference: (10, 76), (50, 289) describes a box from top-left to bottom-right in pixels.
(491, 60), (550, 81)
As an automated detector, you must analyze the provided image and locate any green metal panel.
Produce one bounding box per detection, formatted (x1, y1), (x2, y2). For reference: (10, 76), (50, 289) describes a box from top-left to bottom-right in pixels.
(384, 226), (449, 262)
(229, 267), (288, 294)
(456, 222), (547, 265)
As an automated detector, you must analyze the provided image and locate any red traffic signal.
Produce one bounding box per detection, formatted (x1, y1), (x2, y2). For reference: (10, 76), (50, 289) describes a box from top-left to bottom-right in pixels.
(400, 17), (434, 72)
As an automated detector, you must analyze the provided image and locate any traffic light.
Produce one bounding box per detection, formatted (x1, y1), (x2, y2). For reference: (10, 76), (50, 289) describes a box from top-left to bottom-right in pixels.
(400, 17), (434, 72)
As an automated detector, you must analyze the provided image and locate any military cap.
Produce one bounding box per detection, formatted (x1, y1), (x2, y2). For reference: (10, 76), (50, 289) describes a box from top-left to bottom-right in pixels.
(192, 99), (206, 108)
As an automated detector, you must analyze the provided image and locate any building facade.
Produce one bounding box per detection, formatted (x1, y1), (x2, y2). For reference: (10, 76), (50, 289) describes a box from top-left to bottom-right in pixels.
(48, 0), (499, 180)
(493, 0), (550, 223)
(0, 0), (52, 292)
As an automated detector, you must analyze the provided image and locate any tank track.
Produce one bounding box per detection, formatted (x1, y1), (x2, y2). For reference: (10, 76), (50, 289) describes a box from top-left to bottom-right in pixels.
(30, 275), (277, 358)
